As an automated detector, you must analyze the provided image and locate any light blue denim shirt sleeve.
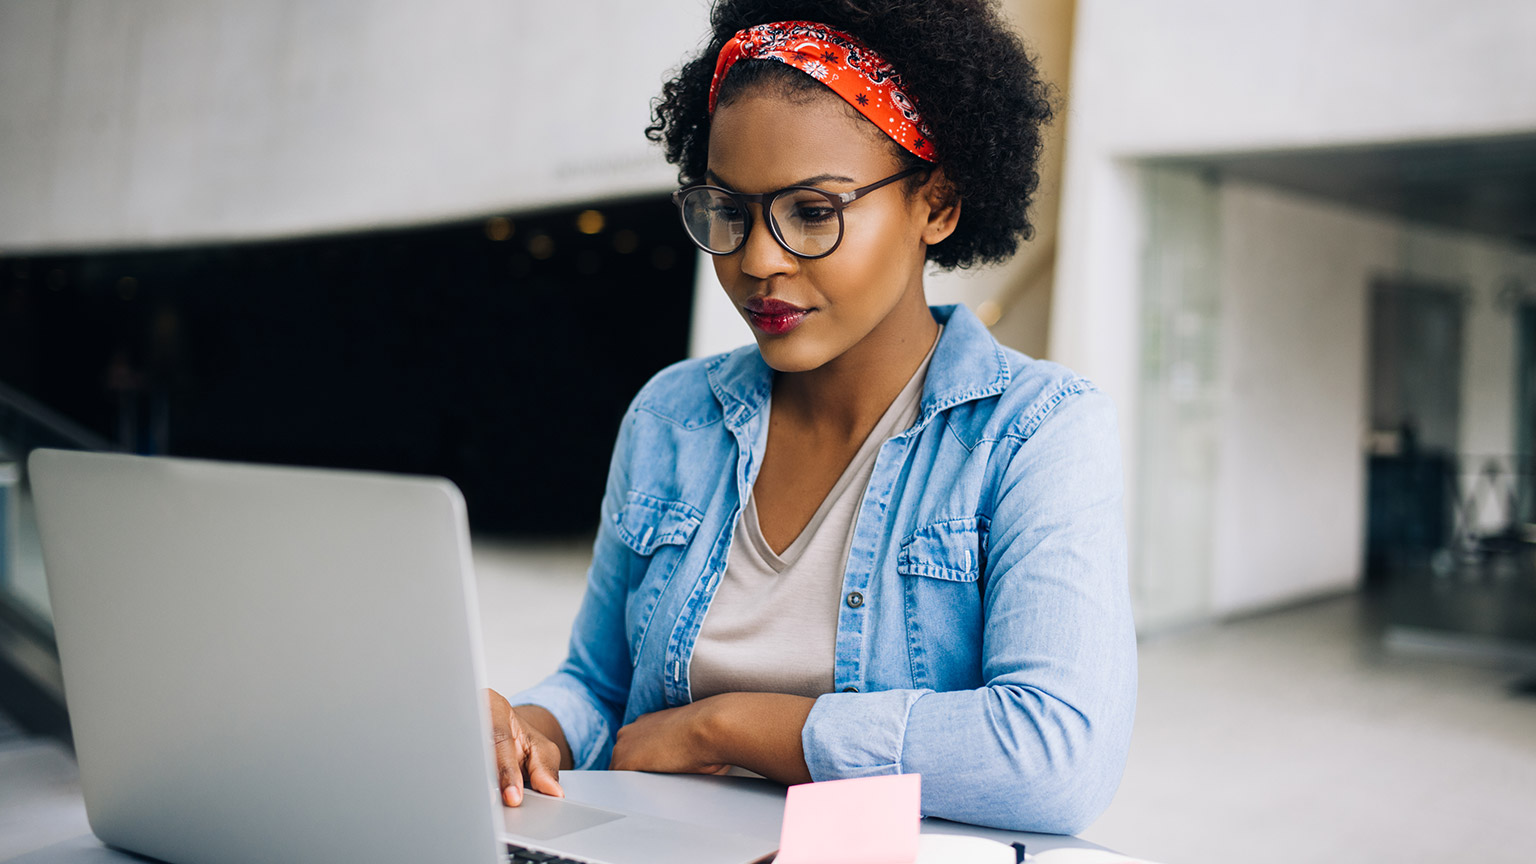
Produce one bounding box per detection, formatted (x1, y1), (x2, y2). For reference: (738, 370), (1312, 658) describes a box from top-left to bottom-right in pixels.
(512, 304), (1136, 833)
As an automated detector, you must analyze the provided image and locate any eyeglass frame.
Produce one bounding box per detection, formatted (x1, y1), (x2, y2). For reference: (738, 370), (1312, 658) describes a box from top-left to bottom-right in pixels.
(670, 164), (930, 260)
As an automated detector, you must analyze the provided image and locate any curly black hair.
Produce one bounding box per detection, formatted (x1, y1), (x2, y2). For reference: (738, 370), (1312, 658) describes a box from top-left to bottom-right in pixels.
(645, 0), (1054, 270)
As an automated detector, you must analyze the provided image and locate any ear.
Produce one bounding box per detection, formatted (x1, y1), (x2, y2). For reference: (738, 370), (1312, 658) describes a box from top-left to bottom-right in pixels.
(919, 167), (961, 246)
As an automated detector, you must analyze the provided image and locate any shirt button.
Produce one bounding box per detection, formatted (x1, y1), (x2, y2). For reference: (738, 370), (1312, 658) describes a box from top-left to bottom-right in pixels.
(842, 686), (859, 693)
(845, 591), (864, 608)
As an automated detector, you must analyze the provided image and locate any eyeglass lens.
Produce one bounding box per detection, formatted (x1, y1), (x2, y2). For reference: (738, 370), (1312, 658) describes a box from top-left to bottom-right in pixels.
(678, 188), (842, 258)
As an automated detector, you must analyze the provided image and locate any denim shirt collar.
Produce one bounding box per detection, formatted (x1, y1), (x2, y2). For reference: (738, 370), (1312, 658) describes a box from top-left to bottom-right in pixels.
(705, 303), (1012, 433)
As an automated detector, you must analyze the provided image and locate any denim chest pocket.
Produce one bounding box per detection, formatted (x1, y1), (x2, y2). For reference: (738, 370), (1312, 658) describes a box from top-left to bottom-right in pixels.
(897, 517), (983, 582)
(896, 517), (986, 690)
(614, 492), (702, 555)
(612, 491), (702, 665)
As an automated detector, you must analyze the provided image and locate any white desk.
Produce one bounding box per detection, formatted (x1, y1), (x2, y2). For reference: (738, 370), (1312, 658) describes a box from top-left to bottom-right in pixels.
(0, 741), (90, 863)
(2, 757), (1116, 863)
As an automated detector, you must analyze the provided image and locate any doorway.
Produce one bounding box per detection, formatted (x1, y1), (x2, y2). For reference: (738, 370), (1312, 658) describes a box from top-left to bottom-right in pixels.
(1363, 280), (1464, 583)
(1518, 303), (1536, 527)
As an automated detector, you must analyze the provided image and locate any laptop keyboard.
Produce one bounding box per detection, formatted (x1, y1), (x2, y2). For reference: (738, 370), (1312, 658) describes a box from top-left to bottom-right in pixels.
(505, 842), (602, 864)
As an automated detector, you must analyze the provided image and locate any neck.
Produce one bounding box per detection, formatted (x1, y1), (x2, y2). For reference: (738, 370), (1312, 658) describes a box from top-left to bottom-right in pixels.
(771, 292), (940, 443)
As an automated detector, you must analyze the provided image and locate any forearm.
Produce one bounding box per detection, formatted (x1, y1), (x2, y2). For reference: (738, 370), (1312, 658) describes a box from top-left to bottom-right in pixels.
(700, 692), (816, 785)
(906, 685), (1129, 834)
(514, 704), (575, 771)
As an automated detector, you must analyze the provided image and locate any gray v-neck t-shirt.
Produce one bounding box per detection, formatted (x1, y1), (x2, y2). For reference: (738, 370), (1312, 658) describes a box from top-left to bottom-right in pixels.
(689, 327), (942, 701)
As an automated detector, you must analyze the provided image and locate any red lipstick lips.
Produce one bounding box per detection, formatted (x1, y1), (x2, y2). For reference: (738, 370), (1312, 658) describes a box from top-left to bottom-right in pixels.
(745, 298), (811, 336)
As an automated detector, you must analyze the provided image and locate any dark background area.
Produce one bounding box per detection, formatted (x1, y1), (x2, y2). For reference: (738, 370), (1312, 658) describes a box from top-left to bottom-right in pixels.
(0, 197), (696, 535)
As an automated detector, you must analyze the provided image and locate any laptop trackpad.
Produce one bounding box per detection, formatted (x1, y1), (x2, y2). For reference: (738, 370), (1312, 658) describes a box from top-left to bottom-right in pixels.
(503, 792), (626, 841)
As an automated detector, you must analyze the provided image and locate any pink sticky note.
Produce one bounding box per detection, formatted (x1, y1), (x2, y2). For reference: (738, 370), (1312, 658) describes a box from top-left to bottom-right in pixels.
(774, 774), (921, 864)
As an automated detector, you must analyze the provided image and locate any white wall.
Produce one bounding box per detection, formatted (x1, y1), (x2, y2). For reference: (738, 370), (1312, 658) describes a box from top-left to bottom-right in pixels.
(1208, 183), (1389, 613)
(1062, 1), (1536, 163)
(1057, 0), (1536, 620)
(1208, 180), (1536, 614)
(0, 0), (706, 252)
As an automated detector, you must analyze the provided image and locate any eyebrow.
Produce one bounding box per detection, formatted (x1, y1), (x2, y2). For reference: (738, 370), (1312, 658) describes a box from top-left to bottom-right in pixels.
(704, 170), (858, 190)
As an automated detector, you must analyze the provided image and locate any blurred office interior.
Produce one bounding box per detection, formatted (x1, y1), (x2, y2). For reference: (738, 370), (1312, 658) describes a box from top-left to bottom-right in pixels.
(1, 2), (1534, 863)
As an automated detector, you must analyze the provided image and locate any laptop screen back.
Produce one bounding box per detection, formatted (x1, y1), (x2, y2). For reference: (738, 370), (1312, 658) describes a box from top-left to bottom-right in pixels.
(29, 449), (505, 864)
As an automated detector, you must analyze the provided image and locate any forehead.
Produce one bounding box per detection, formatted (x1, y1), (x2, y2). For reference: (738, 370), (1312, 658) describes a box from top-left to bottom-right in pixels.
(706, 90), (899, 191)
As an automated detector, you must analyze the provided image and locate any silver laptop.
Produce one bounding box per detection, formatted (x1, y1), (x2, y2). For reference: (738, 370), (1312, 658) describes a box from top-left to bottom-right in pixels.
(28, 448), (781, 864)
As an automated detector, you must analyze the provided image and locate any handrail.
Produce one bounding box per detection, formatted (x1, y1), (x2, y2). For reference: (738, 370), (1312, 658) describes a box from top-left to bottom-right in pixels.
(1446, 454), (1536, 553)
(0, 378), (117, 460)
(0, 380), (87, 734)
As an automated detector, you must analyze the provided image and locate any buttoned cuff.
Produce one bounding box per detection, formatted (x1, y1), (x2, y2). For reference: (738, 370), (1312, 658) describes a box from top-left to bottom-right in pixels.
(801, 689), (930, 780)
(511, 675), (615, 771)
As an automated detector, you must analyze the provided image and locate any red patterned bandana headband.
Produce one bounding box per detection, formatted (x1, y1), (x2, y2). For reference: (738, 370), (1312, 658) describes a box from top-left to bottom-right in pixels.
(708, 20), (938, 162)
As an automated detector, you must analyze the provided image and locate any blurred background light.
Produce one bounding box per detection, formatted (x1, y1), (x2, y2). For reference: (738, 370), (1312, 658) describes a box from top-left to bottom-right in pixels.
(483, 217), (514, 242)
(575, 210), (606, 235)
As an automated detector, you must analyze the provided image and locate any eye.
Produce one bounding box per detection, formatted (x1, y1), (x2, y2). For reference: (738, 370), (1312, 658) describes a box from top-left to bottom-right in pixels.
(792, 203), (837, 224)
(707, 201), (744, 220)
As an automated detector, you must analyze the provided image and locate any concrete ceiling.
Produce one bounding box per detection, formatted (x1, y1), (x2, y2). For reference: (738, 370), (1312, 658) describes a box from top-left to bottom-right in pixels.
(1160, 132), (1536, 249)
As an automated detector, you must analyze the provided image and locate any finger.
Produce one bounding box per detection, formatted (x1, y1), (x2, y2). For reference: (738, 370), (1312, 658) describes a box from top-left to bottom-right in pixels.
(486, 690), (524, 805)
(516, 731), (560, 800)
(527, 756), (564, 798)
(527, 737), (564, 797)
(495, 735), (526, 806)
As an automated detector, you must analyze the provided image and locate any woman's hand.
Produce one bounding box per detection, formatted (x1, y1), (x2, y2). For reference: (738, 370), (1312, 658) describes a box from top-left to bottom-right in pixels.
(610, 699), (732, 775)
(610, 693), (815, 785)
(486, 688), (568, 806)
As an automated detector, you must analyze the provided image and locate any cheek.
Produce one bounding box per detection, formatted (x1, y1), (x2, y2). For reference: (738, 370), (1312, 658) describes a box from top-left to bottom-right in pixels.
(832, 210), (923, 283)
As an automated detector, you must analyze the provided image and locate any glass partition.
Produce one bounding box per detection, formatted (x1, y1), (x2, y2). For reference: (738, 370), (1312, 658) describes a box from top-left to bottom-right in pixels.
(1132, 165), (1222, 630)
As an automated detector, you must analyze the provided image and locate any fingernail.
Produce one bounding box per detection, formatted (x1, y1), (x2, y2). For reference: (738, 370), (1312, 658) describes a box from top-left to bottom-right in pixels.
(505, 786), (521, 805)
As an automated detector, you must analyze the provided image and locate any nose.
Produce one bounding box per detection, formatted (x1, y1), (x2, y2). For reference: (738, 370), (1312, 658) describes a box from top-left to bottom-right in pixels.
(736, 204), (797, 280)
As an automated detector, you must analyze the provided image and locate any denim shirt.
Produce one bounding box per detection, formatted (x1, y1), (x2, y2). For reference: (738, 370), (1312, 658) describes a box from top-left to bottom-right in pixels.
(513, 303), (1136, 834)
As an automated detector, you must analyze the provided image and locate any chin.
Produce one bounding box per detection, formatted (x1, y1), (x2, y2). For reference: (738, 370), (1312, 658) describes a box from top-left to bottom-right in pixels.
(754, 338), (831, 374)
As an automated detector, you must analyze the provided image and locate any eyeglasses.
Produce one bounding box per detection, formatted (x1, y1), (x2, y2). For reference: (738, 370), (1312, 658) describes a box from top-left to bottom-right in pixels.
(671, 165), (928, 259)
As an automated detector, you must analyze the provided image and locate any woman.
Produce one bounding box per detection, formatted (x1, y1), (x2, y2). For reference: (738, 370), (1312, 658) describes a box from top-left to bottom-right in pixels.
(487, 0), (1136, 835)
